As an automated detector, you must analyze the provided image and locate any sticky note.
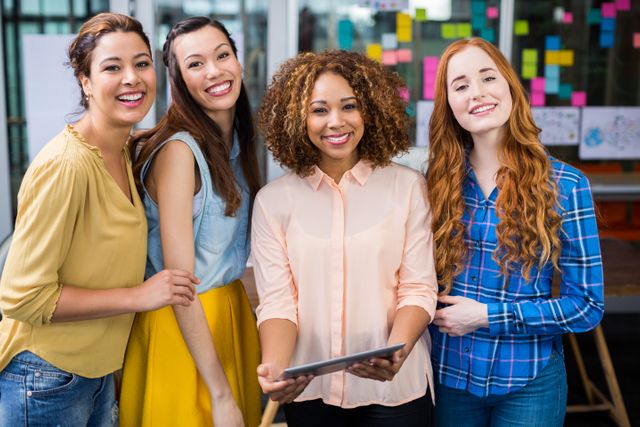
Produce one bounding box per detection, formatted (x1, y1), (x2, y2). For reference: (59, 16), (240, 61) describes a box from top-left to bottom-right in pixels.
(545, 78), (559, 94)
(382, 33), (398, 49)
(457, 23), (472, 38)
(601, 18), (616, 32)
(558, 50), (574, 66)
(521, 63), (537, 79)
(423, 56), (439, 71)
(399, 87), (410, 103)
(531, 77), (545, 93)
(423, 81), (435, 100)
(471, 15), (485, 29)
(367, 43), (383, 61)
(530, 92), (545, 107)
(544, 51), (560, 65)
(397, 49), (413, 62)
(600, 31), (615, 48)
(571, 91), (587, 107)
(558, 83), (572, 100)
(471, 0), (485, 15)
(382, 50), (398, 66)
(553, 6), (565, 23)
(601, 3), (616, 18)
(415, 8), (427, 21)
(544, 65), (560, 79)
(545, 35), (561, 51)
(634, 33), (640, 48)
(397, 26), (412, 42)
(486, 7), (499, 19)
(441, 23), (457, 39)
(522, 49), (538, 63)
(396, 12), (412, 28)
(396, 12), (412, 42)
(514, 20), (529, 36)
(616, 0), (631, 11)
(563, 12), (573, 24)
(588, 9), (601, 24)
(480, 28), (495, 42)
(338, 20), (353, 50)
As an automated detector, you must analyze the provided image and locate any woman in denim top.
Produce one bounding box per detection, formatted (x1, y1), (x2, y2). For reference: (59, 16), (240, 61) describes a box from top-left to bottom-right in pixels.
(119, 17), (262, 427)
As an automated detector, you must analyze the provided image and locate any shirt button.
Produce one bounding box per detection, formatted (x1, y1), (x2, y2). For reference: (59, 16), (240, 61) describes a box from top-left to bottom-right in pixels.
(27, 391), (33, 397)
(472, 276), (478, 282)
(464, 347), (470, 353)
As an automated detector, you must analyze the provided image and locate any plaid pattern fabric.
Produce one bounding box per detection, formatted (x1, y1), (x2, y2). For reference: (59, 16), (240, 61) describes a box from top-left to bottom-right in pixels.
(431, 159), (604, 397)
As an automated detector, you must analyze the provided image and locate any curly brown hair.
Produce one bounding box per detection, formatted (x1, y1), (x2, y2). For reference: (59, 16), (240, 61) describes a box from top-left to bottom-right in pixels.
(259, 50), (409, 176)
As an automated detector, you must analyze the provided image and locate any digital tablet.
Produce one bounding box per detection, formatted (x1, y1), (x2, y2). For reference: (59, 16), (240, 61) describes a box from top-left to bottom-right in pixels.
(278, 343), (405, 380)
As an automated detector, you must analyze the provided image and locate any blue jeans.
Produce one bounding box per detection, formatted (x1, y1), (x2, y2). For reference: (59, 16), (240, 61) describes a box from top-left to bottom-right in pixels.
(0, 351), (117, 427)
(435, 350), (567, 427)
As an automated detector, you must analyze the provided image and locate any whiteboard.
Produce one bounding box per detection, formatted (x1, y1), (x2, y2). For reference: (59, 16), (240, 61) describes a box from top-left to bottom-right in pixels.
(416, 100), (434, 147)
(531, 107), (580, 145)
(23, 34), (77, 162)
(579, 107), (640, 159)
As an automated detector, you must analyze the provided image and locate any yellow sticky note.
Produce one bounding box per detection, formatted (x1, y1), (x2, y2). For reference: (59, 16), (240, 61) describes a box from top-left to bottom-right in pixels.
(521, 63), (537, 79)
(514, 20), (529, 35)
(559, 50), (574, 66)
(457, 23), (472, 38)
(396, 12), (412, 42)
(522, 49), (538, 64)
(441, 23), (457, 39)
(544, 50), (560, 65)
(415, 8), (427, 21)
(397, 12), (411, 28)
(397, 25), (412, 42)
(367, 43), (383, 61)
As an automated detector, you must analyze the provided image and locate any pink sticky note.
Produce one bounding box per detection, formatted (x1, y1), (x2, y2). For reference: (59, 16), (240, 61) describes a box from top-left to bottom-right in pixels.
(399, 87), (410, 103)
(530, 92), (545, 106)
(616, 0), (631, 11)
(486, 7), (499, 19)
(634, 32), (640, 48)
(601, 3), (616, 18)
(571, 91), (587, 107)
(397, 49), (413, 63)
(382, 50), (398, 65)
(531, 77), (545, 93)
(423, 56), (439, 71)
(423, 82), (435, 100)
(563, 12), (573, 23)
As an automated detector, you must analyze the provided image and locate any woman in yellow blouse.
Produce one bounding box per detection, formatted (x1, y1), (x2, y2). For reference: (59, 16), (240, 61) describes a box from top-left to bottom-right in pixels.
(0, 13), (197, 426)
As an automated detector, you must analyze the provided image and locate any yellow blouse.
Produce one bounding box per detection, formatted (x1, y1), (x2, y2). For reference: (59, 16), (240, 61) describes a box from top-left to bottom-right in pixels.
(0, 125), (147, 378)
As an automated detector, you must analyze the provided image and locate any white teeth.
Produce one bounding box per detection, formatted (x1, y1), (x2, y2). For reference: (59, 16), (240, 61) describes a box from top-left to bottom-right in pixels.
(118, 93), (143, 101)
(324, 133), (349, 143)
(471, 104), (495, 114)
(208, 81), (231, 94)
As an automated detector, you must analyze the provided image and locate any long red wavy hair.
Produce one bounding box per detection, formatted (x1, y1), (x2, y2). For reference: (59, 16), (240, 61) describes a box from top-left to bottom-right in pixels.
(426, 38), (562, 294)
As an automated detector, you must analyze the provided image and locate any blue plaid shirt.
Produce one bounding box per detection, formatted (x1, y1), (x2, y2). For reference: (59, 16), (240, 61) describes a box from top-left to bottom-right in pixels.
(431, 159), (604, 397)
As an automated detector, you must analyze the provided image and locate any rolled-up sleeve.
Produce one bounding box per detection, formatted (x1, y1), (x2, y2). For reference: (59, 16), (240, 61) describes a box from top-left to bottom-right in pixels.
(396, 177), (438, 321)
(0, 157), (83, 325)
(251, 195), (298, 327)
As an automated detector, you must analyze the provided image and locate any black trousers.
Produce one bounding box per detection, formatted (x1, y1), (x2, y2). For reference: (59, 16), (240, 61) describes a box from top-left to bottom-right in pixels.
(283, 391), (434, 427)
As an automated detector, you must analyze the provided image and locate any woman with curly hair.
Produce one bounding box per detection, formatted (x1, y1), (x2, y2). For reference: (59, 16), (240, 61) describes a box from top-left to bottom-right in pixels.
(426, 38), (604, 426)
(252, 50), (438, 426)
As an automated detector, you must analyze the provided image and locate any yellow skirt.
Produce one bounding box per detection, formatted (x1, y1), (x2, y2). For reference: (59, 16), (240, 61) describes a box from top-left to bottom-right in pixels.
(119, 279), (262, 427)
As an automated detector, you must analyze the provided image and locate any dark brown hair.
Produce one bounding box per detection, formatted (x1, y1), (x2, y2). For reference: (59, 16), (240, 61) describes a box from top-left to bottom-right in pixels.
(68, 12), (151, 109)
(131, 17), (261, 216)
(259, 49), (409, 176)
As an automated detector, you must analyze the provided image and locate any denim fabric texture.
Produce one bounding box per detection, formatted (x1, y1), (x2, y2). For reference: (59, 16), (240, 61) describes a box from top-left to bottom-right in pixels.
(140, 131), (250, 293)
(434, 350), (568, 427)
(0, 351), (117, 427)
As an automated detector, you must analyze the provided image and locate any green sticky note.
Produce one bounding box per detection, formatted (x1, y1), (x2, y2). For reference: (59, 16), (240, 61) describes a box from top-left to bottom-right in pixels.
(415, 8), (427, 21)
(522, 49), (538, 64)
(587, 9), (601, 24)
(457, 23), (472, 38)
(521, 63), (537, 79)
(558, 83), (572, 100)
(514, 20), (529, 36)
(480, 28), (495, 42)
(441, 23), (457, 39)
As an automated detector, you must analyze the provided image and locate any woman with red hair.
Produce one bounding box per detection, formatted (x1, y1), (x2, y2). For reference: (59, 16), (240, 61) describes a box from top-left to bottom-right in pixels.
(426, 38), (603, 426)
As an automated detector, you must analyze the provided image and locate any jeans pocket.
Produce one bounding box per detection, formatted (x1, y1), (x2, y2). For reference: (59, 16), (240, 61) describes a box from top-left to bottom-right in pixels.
(30, 368), (79, 397)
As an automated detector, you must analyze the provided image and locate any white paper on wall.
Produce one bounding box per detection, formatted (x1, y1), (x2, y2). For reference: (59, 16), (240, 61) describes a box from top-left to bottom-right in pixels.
(579, 107), (640, 159)
(416, 100), (434, 148)
(531, 107), (580, 145)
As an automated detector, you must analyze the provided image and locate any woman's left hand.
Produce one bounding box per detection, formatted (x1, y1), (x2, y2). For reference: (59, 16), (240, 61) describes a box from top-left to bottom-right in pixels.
(347, 346), (408, 382)
(433, 295), (489, 336)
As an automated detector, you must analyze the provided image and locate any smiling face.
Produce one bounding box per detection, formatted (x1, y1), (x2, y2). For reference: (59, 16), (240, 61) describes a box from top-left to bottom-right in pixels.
(446, 45), (512, 142)
(80, 31), (156, 128)
(306, 71), (365, 176)
(173, 25), (242, 124)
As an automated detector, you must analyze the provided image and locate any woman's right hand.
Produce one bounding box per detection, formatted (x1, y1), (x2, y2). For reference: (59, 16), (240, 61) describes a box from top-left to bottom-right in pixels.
(212, 393), (244, 427)
(134, 269), (199, 311)
(257, 363), (313, 404)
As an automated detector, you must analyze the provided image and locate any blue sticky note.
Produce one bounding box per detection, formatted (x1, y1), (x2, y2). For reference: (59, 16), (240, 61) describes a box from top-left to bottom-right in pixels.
(587, 9), (601, 24)
(600, 31), (615, 48)
(338, 19), (353, 50)
(545, 78), (559, 94)
(545, 35), (561, 51)
(601, 18), (616, 32)
(472, 15), (486, 29)
(480, 28), (495, 43)
(545, 65), (560, 79)
(558, 83), (572, 100)
(471, 0), (486, 15)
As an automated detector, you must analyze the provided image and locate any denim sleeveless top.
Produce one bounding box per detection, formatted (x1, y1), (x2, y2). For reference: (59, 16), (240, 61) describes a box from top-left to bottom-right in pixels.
(140, 131), (250, 293)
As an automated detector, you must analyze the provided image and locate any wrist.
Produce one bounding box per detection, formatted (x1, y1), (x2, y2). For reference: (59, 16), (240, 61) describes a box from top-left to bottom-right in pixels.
(126, 285), (142, 312)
